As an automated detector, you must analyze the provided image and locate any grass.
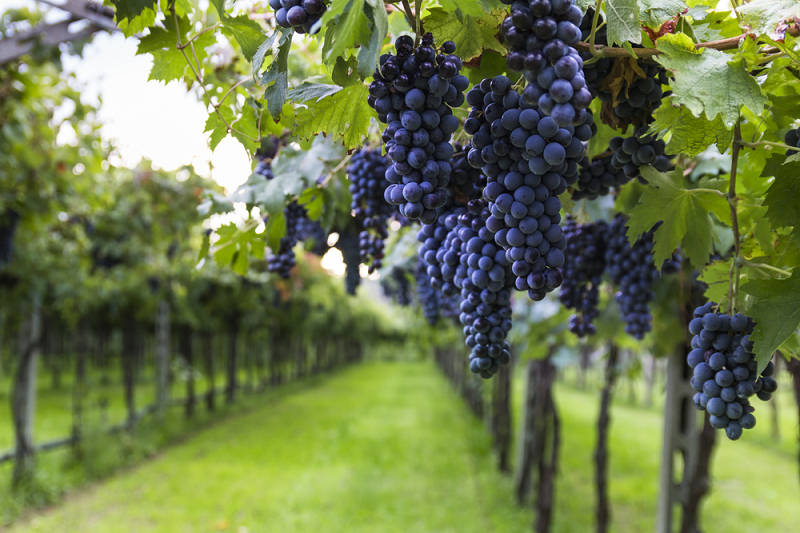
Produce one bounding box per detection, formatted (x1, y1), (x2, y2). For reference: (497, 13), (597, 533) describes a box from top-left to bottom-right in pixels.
(3, 361), (800, 532)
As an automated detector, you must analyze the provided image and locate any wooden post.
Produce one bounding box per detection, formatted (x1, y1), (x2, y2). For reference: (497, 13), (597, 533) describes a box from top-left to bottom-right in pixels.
(656, 345), (700, 533)
(202, 331), (215, 411)
(493, 358), (512, 472)
(514, 359), (537, 503)
(154, 300), (170, 414)
(180, 324), (195, 417)
(122, 320), (137, 428)
(595, 344), (619, 533)
(72, 319), (88, 447)
(226, 319), (238, 404)
(11, 295), (41, 487)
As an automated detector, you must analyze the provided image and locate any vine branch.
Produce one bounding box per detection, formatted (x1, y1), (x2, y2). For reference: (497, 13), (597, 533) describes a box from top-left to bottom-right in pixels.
(575, 34), (746, 58)
(738, 140), (800, 152)
(588, 0), (604, 58)
(727, 121), (742, 315)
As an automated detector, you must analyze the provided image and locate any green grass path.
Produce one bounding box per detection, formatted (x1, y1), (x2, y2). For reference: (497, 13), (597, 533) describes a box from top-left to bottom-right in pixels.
(6, 361), (800, 533)
(8, 362), (532, 533)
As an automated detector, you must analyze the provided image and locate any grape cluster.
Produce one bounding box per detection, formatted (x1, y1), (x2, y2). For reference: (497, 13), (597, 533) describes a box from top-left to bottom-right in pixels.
(449, 142), (486, 200)
(572, 153), (631, 200)
(267, 201), (309, 279)
(415, 258), (440, 325)
(0, 210), (20, 266)
(438, 207), (468, 297)
(466, 77), (592, 300)
(270, 0), (326, 35)
(500, 0), (590, 127)
(604, 215), (657, 339)
(335, 230), (362, 295)
(382, 266), (412, 306)
(688, 302), (778, 440)
(417, 207), (459, 294)
(370, 34), (468, 224)
(784, 127), (800, 155)
(609, 127), (673, 181)
(454, 201), (515, 378)
(296, 215), (329, 256)
(559, 216), (608, 336)
(347, 149), (393, 272)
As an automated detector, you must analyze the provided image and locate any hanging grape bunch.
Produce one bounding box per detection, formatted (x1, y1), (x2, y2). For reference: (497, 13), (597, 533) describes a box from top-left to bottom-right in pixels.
(347, 149), (392, 273)
(335, 229), (362, 295)
(417, 208), (455, 293)
(437, 207), (468, 297)
(269, 0), (327, 35)
(415, 257), (441, 325)
(465, 76), (595, 300)
(572, 154), (631, 201)
(559, 216), (608, 336)
(604, 215), (658, 339)
(449, 142), (486, 200)
(382, 266), (412, 306)
(784, 127), (800, 155)
(500, 0), (590, 127)
(609, 128), (673, 181)
(454, 200), (514, 378)
(369, 34), (468, 224)
(688, 302), (778, 441)
(267, 201), (307, 279)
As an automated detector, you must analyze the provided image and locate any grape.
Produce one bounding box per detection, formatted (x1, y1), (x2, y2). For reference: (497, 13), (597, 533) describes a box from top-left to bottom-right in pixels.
(465, 76), (585, 300)
(382, 266), (413, 306)
(559, 216), (608, 336)
(604, 214), (658, 339)
(272, 0), (327, 34)
(448, 142), (487, 200)
(370, 34), (467, 224)
(347, 149), (393, 272)
(784, 127), (800, 155)
(454, 200), (515, 378)
(688, 302), (776, 441)
(572, 152), (631, 200)
(415, 257), (441, 324)
(266, 201), (306, 279)
(295, 213), (329, 256)
(336, 229), (362, 295)
(0, 209), (20, 266)
(609, 125), (674, 182)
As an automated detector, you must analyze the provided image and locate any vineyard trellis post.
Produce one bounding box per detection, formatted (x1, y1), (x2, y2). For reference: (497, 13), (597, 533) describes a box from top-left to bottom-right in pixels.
(11, 294), (41, 486)
(155, 300), (170, 414)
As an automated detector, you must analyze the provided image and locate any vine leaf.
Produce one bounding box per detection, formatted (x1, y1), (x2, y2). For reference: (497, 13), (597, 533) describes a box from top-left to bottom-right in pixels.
(357, 0), (389, 79)
(213, 222), (266, 274)
(290, 84), (377, 149)
(605, 0), (642, 46)
(737, 0), (800, 40)
(638, 0), (687, 29)
(438, 0), (504, 17)
(110, 0), (157, 22)
(209, 0), (265, 58)
(655, 33), (767, 127)
(321, 0), (371, 67)
(422, 7), (506, 62)
(204, 107), (235, 151)
(626, 167), (730, 270)
(761, 154), (800, 233)
(741, 274), (800, 373)
(651, 96), (733, 156)
(286, 84), (344, 103)
(137, 16), (214, 83)
(260, 29), (294, 119)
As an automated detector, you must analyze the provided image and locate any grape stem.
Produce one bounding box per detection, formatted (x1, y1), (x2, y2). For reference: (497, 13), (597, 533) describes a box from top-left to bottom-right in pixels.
(575, 34), (746, 58)
(727, 121), (742, 315)
(319, 153), (354, 187)
(737, 140), (800, 152)
(588, 0), (605, 58)
(400, 0), (417, 41)
(741, 261), (793, 277)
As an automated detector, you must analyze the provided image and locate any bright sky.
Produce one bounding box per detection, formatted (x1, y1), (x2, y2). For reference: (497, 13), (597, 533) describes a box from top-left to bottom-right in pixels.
(1, 0), (252, 193)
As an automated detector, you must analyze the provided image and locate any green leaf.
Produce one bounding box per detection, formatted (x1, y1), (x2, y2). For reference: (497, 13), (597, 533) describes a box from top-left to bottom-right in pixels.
(741, 274), (800, 372)
(111, 0), (158, 22)
(220, 15), (265, 59)
(422, 7), (506, 62)
(298, 187), (325, 220)
(626, 167), (730, 270)
(231, 109), (260, 154)
(198, 231), (211, 261)
(655, 33), (767, 127)
(252, 28), (287, 80)
(761, 154), (800, 231)
(204, 108), (235, 151)
(638, 0), (688, 29)
(697, 259), (733, 303)
(437, 0), (504, 17)
(320, 0), (371, 67)
(264, 211), (286, 252)
(651, 96), (734, 156)
(357, 0), (389, 79)
(286, 83), (344, 103)
(463, 50), (508, 86)
(261, 29), (293, 120)
(291, 84), (377, 149)
(737, 0), (800, 40)
(605, 0), (642, 46)
(331, 55), (361, 87)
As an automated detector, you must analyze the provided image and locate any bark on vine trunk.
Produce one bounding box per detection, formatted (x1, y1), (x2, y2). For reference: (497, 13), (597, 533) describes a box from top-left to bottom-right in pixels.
(180, 325), (195, 418)
(11, 296), (41, 487)
(786, 356), (800, 489)
(72, 320), (87, 447)
(154, 300), (170, 414)
(122, 319), (137, 428)
(595, 344), (619, 533)
(203, 332), (215, 412)
(226, 319), (239, 404)
(679, 412), (717, 533)
(493, 361), (512, 473)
